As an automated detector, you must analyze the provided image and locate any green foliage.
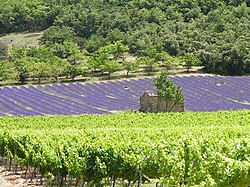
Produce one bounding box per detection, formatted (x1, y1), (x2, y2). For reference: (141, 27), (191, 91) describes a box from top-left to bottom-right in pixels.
(106, 28), (125, 43)
(40, 26), (76, 45)
(182, 53), (202, 72)
(0, 110), (249, 130)
(163, 35), (180, 56)
(102, 60), (121, 76)
(25, 57), (50, 83)
(137, 56), (157, 74)
(17, 66), (29, 84)
(0, 60), (8, 80)
(51, 41), (84, 64)
(6, 46), (74, 83)
(85, 35), (107, 53)
(122, 60), (138, 76)
(48, 56), (70, 81)
(158, 52), (180, 72)
(154, 72), (184, 111)
(64, 64), (83, 80)
(0, 40), (8, 59)
(0, 0), (57, 33)
(87, 49), (109, 72)
(1, 0), (250, 76)
(87, 45), (124, 76)
(0, 110), (250, 186)
(105, 41), (129, 61)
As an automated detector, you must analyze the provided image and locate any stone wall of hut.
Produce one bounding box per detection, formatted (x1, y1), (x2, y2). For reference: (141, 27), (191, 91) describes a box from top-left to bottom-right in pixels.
(139, 92), (184, 112)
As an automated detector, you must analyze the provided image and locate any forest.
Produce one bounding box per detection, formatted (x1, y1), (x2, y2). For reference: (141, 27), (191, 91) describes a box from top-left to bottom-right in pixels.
(0, 0), (250, 84)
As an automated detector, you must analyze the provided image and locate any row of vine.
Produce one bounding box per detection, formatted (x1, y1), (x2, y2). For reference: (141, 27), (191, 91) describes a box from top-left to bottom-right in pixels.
(0, 127), (249, 187)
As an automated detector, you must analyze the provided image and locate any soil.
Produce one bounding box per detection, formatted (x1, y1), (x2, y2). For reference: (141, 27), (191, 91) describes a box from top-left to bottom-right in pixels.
(0, 163), (42, 187)
(0, 166), (28, 187)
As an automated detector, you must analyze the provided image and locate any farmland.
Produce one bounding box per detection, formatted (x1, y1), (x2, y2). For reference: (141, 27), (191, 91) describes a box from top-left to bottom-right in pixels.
(0, 74), (249, 186)
(0, 75), (250, 116)
(0, 110), (250, 186)
(1, 0), (250, 186)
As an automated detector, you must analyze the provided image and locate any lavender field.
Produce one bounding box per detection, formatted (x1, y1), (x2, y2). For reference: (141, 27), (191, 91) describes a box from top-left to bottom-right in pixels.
(0, 75), (249, 116)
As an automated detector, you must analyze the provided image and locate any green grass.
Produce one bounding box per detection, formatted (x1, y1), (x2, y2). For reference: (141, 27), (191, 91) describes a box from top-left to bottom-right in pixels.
(0, 32), (43, 47)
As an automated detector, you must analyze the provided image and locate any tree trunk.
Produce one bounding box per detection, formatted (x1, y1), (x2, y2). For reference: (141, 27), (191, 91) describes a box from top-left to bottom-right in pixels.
(60, 175), (64, 187)
(80, 176), (85, 187)
(126, 71), (129, 76)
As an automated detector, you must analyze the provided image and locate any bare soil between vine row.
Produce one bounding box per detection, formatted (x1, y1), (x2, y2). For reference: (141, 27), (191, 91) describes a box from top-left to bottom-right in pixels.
(0, 163), (42, 187)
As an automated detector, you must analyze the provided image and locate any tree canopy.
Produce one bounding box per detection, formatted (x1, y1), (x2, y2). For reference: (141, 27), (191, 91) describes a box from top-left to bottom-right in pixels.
(154, 72), (184, 112)
(0, 0), (250, 83)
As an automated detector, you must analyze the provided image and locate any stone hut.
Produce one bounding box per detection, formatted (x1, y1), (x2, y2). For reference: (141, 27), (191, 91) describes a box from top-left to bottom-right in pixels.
(139, 91), (184, 113)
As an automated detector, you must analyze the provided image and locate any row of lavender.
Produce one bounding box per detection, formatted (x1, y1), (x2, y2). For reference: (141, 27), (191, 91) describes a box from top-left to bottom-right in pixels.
(0, 75), (249, 116)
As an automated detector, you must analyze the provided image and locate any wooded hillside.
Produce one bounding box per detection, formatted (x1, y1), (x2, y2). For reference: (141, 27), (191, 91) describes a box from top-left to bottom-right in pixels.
(0, 0), (249, 83)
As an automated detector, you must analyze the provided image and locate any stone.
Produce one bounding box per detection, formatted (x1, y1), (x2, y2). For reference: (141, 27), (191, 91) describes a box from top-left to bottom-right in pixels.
(139, 91), (184, 113)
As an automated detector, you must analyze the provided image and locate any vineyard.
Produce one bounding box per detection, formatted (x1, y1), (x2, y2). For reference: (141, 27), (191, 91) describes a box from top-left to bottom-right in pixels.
(0, 110), (250, 186)
(0, 75), (250, 116)
(1, 0), (250, 186)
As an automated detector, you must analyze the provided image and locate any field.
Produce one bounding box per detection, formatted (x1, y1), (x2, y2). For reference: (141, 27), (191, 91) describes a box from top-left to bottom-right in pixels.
(0, 75), (250, 186)
(0, 32), (42, 47)
(0, 75), (250, 116)
(1, 1), (250, 186)
(0, 110), (250, 187)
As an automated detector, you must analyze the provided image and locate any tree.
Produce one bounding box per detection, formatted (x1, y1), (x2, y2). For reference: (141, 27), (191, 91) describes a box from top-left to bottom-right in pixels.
(9, 47), (28, 62)
(144, 46), (160, 59)
(40, 26), (76, 45)
(163, 36), (180, 56)
(1, 0), (250, 79)
(87, 50), (109, 73)
(12, 57), (30, 84)
(122, 60), (138, 76)
(102, 60), (121, 77)
(85, 35), (107, 53)
(87, 46), (122, 76)
(48, 56), (69, 82)
(182, 53), (201, 72)
(51, 41), (84, 64)
(65, 42), (85, 64)
(106, 28), (125, 43)
(26, 57), (50, 84)
(51, 43), (67, 59)
(222, 39), (250, 75)
(154, 72), (184, 112)
(64, 64), (83, 80)
(18, 67), (29, 84)
(158, 52), (180, 72)
(106, 41), (129, 61)
(0, 41), (8, 60)
(137, 56), (157, 74)
(0, 60), (8, 80)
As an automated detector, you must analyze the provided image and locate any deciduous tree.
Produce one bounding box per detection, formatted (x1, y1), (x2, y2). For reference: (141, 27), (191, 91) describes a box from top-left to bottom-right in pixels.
(0, 41), (8, 60)
(122, 60), (138, 76)
(40, 26), (76, 45)
(0, 60), (8, 80)
(182, 53), (201, 72)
